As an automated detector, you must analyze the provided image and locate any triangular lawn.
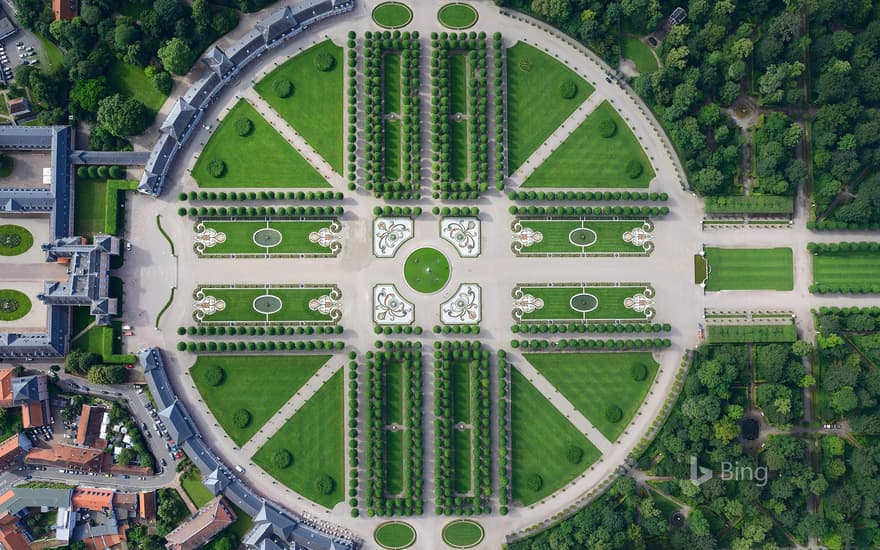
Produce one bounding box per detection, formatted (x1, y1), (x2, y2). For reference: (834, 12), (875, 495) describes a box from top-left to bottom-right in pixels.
(252, 369), (344, 509)
(191, 354), (330, 446)
(192, 99), (329, 188)
(524, 352), (659, 441)
(507, 41), (593, 173)
(511, 368), (599, 505)
(523, 101), (655, 188)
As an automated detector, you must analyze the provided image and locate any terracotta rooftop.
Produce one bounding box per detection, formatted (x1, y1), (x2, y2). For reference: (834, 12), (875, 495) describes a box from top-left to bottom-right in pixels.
(22, 401), (47, 429)
(138, 491), (156, 521)
(27, 443), (103, 471)
(72, 487), (114, 512)
(164, 497), (235, 550)
(0, 512), (28, 550)
(76, 405), (105, 447)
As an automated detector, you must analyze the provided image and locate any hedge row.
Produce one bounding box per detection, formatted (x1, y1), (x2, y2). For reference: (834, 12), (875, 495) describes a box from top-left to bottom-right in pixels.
(365, 344), (423, 516)
(433, 325), (481, 334)
(509, 191), (668, 202)
(372, 206), (422, 217)
(511, 323), (671, 334)
(179, 190), (344, 202)
(363, 31), (421, 199)
(508, 205), (669, 217)
(434, 341), (491, 515)
(347, 359), (359, 515)
(704, 324), (796, 344)
(493, 32), (505, 186)
(816, 306), (880, 317)
(176, 340), (345, 352)
(76, 165), (126, 179)
(373, 325), (424, 335)
(810, 284), (880, 295)
(497, 350), (510, 515)
(178, 325), (343, 336)
(807, 220), (880, 231)
(704, 195), (794, 215)
(510, 338), (671, 350)
(346, 35), (357, 192)
(807, 241), (880, 254)
(181, 206), (343, 217)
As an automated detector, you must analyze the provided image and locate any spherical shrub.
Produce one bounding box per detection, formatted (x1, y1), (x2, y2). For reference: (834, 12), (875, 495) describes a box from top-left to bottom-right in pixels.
(599, 118), (616, 138)
(207, 159), (226, 178)
(559, 79), (577, 99)
(630, 362), (648, 381)
(526, 473), (543, 491)
(234, 117), (254, 137)
(315, 474), (335, 495)
(605, 405), (623, 423)
(272, 449), (293, 469)
(232, 408), (251, 428)
(273, 78), (294, 98)
(109, 166), (123, 178)
(97, 166), (109, 178)
(625, 160), (643, 179)
(566, 445), (583, 464)
(314, 52), (336, 72)
(203, 365), (225, 386)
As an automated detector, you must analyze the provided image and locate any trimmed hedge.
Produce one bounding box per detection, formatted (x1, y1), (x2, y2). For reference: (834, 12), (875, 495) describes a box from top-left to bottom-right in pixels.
(704, 195), (794, 215)
(104, 180), (139, 235)
(510, 338), (671, 350)
(508, 190), (668, 202)
(704, 324), (797, 344)
(507, 205), (669, 217)
(186, 206), (344, 217)
(184, 190), (344, 202)
(179, 340), (345, 353)
(511, 322), (671, 334)
(181, 325), (343, 336)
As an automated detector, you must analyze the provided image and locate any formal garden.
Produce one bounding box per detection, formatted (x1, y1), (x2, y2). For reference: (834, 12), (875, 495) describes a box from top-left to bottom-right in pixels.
(703, 247), (794, 291)
(511, 218), (654, 256)
(192, 285), (341, 325)
(0, 289), (31, 321)
(513, 284), (655, 323)
(0, 225), (33, 256)
(809, 242), (880, 293)
(192, 218), (342, 257)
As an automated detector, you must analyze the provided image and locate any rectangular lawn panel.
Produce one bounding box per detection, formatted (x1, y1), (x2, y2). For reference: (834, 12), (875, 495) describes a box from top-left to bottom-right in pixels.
(506, 41), (593, 173)
(705, 247), (793, 291)
(384, 361), (404, 426)
(514, 219), (647, 255)
(523, 101), (654, 188)
(252, 369), (344, 508)
(449, 54), (470, 182)
(192, 99), (327, 188)
(452, 361), (471, 423)
(384, 429), (405, 496)
(73, 179), (107, 236)
(453, 429), (472, 494)
(196, 287), (336, 324)
(180, 468), (213, 508)
(254, 39), (344, 173)
(511, 369), (599, 505)
(517, 285), (651, 322)
(195, 219), (338, 256)
(523, 352), (659, 441)
(192, 355), (329, 446)
(812, 253), (880, 289)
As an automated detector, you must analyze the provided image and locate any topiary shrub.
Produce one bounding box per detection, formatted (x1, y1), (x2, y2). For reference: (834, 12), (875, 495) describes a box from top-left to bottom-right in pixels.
(566, 445), (583, 464)
(232, 408), (251, 428)
(314, 52), (336, 72)
(315, 474), (335, 495)
(599, 118), (616, 138)
(526, 473), (543, 491)
(559, 79), (577, 99)
(109, 166), (124, 178)
(203, 365), (225, 386)
(234, 117), (254, 137)
(630, 362), (648, 381)
(273, 78), (294, 98)
(272, 449), (293, 469)
(207, 159), (227, 178)
(625, 160), (643, 179)
(605, 405), (623, 423)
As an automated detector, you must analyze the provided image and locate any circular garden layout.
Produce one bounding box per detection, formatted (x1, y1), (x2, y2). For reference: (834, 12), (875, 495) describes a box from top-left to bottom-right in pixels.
(442, 520), (485, 548)
(372, 2), (413, 29)
(438, 3), (478, 29)
(0, 289), (31, 321)
(403, 247), (450, 293)
(0, 224), (33, 256)
(373, 521), (417, 549)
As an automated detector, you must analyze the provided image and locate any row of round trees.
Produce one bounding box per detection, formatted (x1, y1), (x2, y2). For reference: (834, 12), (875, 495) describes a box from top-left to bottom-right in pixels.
(511, 322), (671, 334)
(76, 165), (126, 179)
(181, 205), (344, 217)
(347, 358), (360, 517)
(364, 346), (424, 517)
(176, 340), (344, 352)
(509, 205), (669, 217)
(493, 32), (505, 188)
(508, 190), (669, 202)
(180, 190), (344, 202)
(433, 341), (491, 516)
(431, 33), (490, 199)
(363, 31), (421, 199)
(496, 350), (510, 514)
(346, 33), (358, 191)
(178, 325), (342, 336)
(510, 338), (672, 350)
(807, 241), (880, 254)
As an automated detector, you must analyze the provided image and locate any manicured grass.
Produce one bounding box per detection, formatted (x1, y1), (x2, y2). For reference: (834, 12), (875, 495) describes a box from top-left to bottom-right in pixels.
(524, 101), (654, 188)
(180, 468), (213, 508)
(506, 42), (593, 173)
(192, 99), (327, 188)
(705, 324), (797, 344)
(449, 53), (469, 182)
(694, 254), (708, 284)
(191, 355), (329, 446)
(374, 521), (416, 549)
(515, 219), (646, 254)
(442, 520), (484, 548)
(254, 40), (344, 173)
(385, 428), (405, 495)
(73, 179), (108, 236)
(621, 35), (658, 74)
(107, 60), (167, 115)
(384, 118), (402, 182)
(404, 248), (450, 293)
(384, 361), (404, 426)
(452, 362), (470, 423)
(0, 289), (31, 321)
(71, 307), (94, 336)
(372, 2), (413, 28)
(36, 34), (64, 75)
(453, 428), (471, 494)
(252, 370), (344, 508)
(438, 3), (478, 29)
(518, 285), (650, 321)
(226, 503), (253, 540)
(705, 247), (794, 291)
(812, 253), (880, 288)
(523, 352), (659, 441)
(0, 225), (34, 256)
(197, 287), (336, 324)
(510, 369), (598, 505)
(195, 219), (339, 256)
(383, 53), (402, 181)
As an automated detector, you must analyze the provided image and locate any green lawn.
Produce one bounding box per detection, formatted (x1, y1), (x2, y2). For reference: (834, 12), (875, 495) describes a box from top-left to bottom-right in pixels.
(226, 503), (253, 540)
(453, 428), (472, 494)
(523, 352), (659, 441)
(511, 369), (599, 505)
(449, 53), (469, 182)
(372, 3), (413, 28)
(0, 289), (31, 322)
(812, 253), (880, 288)
(72, 324), (116, 357)
(36, 34), (64, 75)
(192, 99), (328, 188)
(197, 287), (336, 324)
(0, 225), (33, 256)
(383, 53), (402, 182)
(73, 179), (108, 236)
(442, 520), (484, 548)
(524, 101), (654, 188)
(452, 362), (470, 423)
(507, 42), (593, 173)
(191, 355), (329, 446)
(180, 468), (213, 508)
(195, 219), (339, 256)
(705, 247), (794, 291)
(254, 40), (344, 173)
(253, 369), (344, 508)
(517, 285), (651, 321)
(71, 307), (94, 337)
(108, 61), (168, 115)
(374, 522), (416, 549)
(438, 3), (478, 29)
(404, 247), (450, 294)
(621, 36), (658, 74)
(384, 361), (404, 426)
(385, 428), (405, 495)
(515, 219), (647, 255)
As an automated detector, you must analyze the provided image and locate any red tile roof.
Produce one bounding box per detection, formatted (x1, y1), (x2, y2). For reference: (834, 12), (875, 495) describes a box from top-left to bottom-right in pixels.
(164, 497), (236, 550)
(72, 487), (114, 511)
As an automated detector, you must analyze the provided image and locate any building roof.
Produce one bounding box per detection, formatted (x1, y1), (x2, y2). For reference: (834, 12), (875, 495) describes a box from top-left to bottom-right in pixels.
(7, 97), (30, 116)
(0, 433), (30, 464)
(204, 467), (229, 496)
(160, 98), (197, 141)
(0, 512), (29, 550)
(202, 47), (233, 78)
(255, 6), (297, 43)
(0, 487), (72, 516)
(159, 401), (193, 443)
(138, 491), (156, 521)
(164, 497), (235, 550)
(22, 400), (48, 429)
(76, 405), (105, 447)
(11, 375), (48, 403)
(114, 492), (137, 518)
(72, 487), (114, 512)
(26, 443), (103, 471)
(253, 502), (296, 540)
(52, 0), (77, 19)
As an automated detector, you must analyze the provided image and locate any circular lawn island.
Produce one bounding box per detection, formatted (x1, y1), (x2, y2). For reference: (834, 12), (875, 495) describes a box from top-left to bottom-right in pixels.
(442, 520), (485, 548)
(438, 3), (478, 29)
(374, 521), (416, 549)
(372, 2), (413, 29)
(404, 247), (450, 294)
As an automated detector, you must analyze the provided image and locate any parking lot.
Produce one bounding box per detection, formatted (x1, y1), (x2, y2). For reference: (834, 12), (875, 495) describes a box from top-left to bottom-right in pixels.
(0, 40), (39, 82)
